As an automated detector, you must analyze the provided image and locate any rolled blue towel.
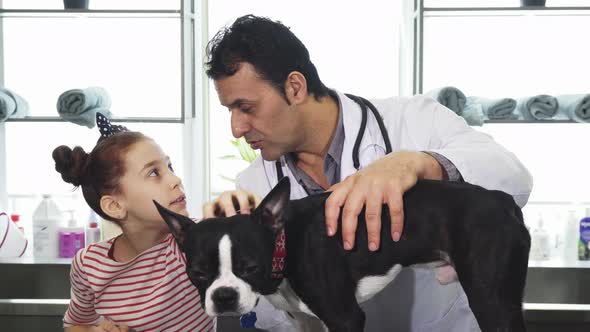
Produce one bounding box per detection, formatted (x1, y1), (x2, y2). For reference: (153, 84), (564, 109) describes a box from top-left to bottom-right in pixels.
(425, 86), (466, 115)
(57, 87), (111, 128)
(461, 102), (485, 126)
(517, 95), (561, 120)
(466, 96), (517, 120)
(0, 88), (30, 122)
(557, 94), (590, 123)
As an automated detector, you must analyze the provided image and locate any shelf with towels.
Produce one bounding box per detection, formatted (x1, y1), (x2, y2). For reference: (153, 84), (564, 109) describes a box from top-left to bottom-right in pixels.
(4, 116), (183, 123)
(0, 9), (181, 19)
(412, 2), (590, 101)
(422, 6), (590, 17)
(529, 259), (590, 269)
(483, 119), (577, 124)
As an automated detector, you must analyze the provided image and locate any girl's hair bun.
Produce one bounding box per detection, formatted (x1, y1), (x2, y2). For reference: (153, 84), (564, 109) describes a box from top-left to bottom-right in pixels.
(52, 145), (89, 187)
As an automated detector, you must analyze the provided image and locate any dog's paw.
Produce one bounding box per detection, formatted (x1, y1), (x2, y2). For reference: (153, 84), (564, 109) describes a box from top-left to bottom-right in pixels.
(435, 265), (458, 285)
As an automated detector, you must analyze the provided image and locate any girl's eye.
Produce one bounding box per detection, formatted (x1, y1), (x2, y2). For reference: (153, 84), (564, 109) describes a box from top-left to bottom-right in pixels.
(148, 169), (159, 177)
(168, 163), (175, 172)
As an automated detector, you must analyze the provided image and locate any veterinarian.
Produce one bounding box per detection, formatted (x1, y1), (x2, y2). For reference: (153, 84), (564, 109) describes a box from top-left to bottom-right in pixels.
(203, 15), (533, 331)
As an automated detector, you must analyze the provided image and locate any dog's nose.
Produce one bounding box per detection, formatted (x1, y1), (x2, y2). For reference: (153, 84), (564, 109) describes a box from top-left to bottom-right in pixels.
(212, 287), (239, 312)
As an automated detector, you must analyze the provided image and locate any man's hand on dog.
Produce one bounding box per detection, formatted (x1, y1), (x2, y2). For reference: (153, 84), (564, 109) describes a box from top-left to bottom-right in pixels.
(203, 189), (261, 218)
(325, 151), (443, 251)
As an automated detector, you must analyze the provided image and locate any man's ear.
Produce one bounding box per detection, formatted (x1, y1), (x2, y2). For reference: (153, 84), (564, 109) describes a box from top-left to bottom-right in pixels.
(100, 195), (126, 220)
(285, 71), (308, 104)
(154, 200), (193, 250)
(253, 177), (291, 233)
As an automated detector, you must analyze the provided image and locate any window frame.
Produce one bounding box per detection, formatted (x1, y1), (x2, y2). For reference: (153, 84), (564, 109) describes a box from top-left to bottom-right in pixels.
(0, 0), (210, 215)
(413, 0), (590, 98)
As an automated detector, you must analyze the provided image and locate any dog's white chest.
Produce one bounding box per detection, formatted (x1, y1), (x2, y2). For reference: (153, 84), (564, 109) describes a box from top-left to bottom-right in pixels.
(266, 280), (317, 317)
(355, 264), (403, 303)
(265, 264), (403, 316)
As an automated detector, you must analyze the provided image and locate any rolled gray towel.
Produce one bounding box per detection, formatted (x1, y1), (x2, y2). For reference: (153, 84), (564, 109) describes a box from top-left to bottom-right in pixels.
(557, 94), (590, 123)
(57, 87), (111, 128)
(425, 86), (466, 115)
(517, 95), (560, 120)
(461, 102), (485, 126)
(466, 96), (517, 120)
(0, 88), (30, 122)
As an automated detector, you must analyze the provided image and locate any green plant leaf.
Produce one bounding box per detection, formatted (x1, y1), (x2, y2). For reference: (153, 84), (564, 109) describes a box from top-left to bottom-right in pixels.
(236, 137), (257, 163)
(219, 155), (241, 160)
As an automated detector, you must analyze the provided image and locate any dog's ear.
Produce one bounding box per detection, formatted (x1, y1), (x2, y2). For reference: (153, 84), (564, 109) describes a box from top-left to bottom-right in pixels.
(253, 177), (290, 233)
(154, 200), (192, 250)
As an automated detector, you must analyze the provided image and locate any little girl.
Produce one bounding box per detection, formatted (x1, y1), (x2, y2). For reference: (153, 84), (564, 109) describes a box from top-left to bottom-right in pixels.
(54, 113), (214, 332)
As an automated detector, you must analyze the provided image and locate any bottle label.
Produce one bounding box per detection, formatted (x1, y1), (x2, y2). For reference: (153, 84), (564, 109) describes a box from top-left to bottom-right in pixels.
(33, 224), (50, 252)
(579, 218), (590, 260)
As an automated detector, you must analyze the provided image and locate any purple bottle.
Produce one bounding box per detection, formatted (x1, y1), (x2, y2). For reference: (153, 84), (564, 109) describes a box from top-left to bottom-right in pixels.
(59, 211), (86, 258)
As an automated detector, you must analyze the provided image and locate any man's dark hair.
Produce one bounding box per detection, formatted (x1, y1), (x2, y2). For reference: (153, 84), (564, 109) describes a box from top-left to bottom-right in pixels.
(205, 15), (329, 102)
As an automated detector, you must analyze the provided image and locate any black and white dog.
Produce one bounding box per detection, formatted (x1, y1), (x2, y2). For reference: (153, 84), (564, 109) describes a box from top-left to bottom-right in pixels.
(155, 178), (530, 332)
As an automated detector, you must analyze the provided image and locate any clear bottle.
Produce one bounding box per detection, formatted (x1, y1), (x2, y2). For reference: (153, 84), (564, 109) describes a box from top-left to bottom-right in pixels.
(530, 213), (550, 261)
(32, 195), (62, 258)
(563, 210), (579, 262)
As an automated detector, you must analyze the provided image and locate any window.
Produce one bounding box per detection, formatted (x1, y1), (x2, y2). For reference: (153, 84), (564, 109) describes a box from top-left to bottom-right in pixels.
(207, 0), (403, 195)
(0, 1), (198, 238)
(419, 2), (590, 205)
(0, 0), (180, 10)
(2, 15), (181, 118)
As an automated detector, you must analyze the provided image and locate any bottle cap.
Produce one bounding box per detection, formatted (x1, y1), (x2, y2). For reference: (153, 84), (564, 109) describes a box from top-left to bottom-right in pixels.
(88, 210), (99, 223)
(10, 214), (20, 222)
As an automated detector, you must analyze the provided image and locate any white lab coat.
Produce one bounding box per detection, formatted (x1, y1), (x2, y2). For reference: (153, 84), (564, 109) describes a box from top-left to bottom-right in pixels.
(235, 91), (533, 331)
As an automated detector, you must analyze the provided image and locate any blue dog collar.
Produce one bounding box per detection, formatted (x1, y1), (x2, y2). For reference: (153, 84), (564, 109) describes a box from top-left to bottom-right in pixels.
(240, 311), (257, 328)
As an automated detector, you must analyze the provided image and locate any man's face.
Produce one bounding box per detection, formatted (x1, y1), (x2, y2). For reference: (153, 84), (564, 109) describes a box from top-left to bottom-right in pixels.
(214, 63), (299, 161)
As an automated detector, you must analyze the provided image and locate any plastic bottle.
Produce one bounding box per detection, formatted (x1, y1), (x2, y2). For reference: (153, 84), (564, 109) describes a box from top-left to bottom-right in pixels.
(530, 213), (550, 261)
(10, 214), (25, 234)
(58, 210), (85, 258)
(32, 195), (62, 258)
(563, 210), (579, 262)
(86, 210), (101, 245)
(0, 213), (28, 257)
(579, 208), (590, 261)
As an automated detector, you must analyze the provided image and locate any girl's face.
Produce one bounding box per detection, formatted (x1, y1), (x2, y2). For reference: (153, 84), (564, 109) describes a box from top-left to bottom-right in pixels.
(117, 139), (188, 229)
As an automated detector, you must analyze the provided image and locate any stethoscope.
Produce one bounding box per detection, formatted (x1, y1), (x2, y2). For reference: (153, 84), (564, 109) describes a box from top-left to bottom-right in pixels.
(275, 93), (393, 180)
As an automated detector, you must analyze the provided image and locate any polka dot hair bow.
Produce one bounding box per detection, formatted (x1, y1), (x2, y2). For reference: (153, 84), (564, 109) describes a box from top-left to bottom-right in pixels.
(96, 112), (128, 139)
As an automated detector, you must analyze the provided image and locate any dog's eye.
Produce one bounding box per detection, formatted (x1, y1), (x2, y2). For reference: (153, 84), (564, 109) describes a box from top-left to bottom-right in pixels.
(189, 268), (209, 281)
(243, 264), (259, 276)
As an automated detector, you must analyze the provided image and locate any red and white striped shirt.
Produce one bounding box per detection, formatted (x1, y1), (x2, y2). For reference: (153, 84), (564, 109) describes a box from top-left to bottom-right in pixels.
(63, 234), (214, 332)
